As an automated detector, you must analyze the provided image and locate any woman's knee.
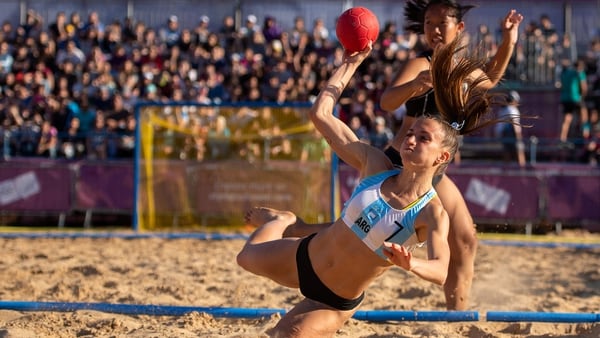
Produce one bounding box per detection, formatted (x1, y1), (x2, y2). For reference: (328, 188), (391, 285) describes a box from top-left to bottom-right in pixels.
(236, 245), (253, 271)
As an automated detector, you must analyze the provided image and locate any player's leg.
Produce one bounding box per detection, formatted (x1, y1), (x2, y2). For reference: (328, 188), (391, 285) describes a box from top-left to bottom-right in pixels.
(236, 207), (301, 288)
(243, 206), (332, 238)
(268, 298), (356, 338)
(434, 174), (478, 311)
(560, 108), (574, 142)
(283, 219), (332, 238)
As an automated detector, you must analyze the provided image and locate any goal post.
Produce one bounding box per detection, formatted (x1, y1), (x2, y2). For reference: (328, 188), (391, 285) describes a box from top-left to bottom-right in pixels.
(133, 101), (338, 231)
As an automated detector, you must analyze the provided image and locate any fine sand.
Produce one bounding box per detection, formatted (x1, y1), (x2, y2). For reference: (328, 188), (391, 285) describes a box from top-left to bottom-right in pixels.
(0, 230), (598, 338)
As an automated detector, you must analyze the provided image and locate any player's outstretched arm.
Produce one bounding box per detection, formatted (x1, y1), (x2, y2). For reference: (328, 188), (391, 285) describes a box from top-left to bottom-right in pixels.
(483, 9), (524, 88)
(308, 46), (373, 170)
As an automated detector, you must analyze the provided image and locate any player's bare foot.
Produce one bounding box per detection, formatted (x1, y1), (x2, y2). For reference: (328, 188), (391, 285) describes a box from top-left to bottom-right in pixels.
(281, 215), (310, 237)
(244, 207), (296, 228)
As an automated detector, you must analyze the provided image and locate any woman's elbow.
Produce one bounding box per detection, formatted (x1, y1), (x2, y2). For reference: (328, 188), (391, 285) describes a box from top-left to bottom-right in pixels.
(436, 271), (448, 286)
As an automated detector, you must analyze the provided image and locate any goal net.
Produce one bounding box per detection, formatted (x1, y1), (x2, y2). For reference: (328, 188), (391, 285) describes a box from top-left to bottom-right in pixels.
(134, 102), (335, 230)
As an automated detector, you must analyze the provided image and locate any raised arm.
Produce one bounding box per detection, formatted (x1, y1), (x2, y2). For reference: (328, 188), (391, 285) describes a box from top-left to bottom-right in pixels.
(481, 9), (524, 88)
(308, 45), (382, 171)
(379, 57), (431, 112)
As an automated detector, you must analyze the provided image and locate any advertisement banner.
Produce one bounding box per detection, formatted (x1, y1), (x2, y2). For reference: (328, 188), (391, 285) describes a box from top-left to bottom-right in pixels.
(75, 163), (134, 211)
(0, 165), (71, 211)
(448, 173), (540, 220)
(546, 175), (600, 221)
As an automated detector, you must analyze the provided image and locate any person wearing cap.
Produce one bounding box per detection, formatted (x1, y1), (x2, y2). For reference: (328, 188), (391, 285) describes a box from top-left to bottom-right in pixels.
(239, 14), (261, 49)
(495, 90), (526, 167)
(247, 14), (257, 25)
(160, 15), (181, 49)
(193, 15), (211, 47)
(369, 116), (394, 150)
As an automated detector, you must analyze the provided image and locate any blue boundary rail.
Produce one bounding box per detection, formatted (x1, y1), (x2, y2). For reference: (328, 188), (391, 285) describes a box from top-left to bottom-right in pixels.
(486, 311), (600, 323)
(0, 301), (481, 322)
(0, 232), (599, 249)
(0, 301), (599, 323)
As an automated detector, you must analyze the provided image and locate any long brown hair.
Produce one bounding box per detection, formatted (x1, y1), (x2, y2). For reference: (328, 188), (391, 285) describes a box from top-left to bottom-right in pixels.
(428, 36), (528, 174)
(431, 35), (518, 136)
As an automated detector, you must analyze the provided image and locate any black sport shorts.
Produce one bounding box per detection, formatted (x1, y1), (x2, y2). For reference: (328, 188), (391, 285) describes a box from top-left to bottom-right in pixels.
(296, 233), (364, 311)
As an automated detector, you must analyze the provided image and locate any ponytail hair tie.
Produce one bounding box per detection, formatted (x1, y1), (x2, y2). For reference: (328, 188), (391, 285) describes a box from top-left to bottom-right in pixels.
(450, 120), (465, 131)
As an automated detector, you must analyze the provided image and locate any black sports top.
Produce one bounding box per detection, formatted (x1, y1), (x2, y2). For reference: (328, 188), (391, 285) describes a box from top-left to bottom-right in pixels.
(404, 50), (438, 117)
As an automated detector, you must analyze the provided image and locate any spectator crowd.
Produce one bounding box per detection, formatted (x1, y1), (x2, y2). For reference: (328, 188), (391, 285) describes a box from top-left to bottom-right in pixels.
(0, 9), (599, 164)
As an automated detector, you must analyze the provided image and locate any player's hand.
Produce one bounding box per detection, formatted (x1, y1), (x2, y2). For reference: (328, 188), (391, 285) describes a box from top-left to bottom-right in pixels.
(383, 242), (413, 271)
(501, 9), (524, 45)
(344, 41), (373, 64)
(413, 69), (433, 94)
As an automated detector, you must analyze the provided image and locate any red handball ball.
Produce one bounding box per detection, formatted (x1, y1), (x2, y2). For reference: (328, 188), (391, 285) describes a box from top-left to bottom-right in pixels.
(336, 7), (380, 53)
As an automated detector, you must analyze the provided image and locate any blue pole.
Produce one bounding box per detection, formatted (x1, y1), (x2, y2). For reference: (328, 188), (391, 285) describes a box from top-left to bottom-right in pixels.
(0, 232), (249, 240)
(353, 310), (479, 322)
(0, 232), (598, 249)
(486, 311), (600, 323)
(0, 301), (481, 322)
(0, 301), (285, 318)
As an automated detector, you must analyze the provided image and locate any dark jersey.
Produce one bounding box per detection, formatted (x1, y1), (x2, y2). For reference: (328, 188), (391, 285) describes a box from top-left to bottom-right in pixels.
(404, 50), (438, 117)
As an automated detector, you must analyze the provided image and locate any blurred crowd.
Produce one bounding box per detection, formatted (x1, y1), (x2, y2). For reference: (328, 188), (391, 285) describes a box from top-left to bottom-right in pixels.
(0, 9), (598, 164)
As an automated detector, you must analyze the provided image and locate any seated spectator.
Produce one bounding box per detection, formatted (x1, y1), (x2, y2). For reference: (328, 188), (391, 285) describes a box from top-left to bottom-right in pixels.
(17, 117), (40, 156)
(104, 117), (122, 159)
(368, 116), (394, 150)
(83, 11), (105, 41)
(86, 112), (108, 160)
(117, 114), (136, 158)
(12, 45), (33, 75)
(68, 11), (85, 40)
(300, 128), (330, 164)
(269, 137), (297, 161)
(262, 16), (282, 43)
(160, 15), (181, 49)
(206, 115), (231, 160)
(19, 9), (44, 37)
(105, 93), (131, 132)
(70, 94), (96, 133)
(36, 120), (58, 158)
(239, 14), (261, 50)
(288, 16), (308, 53)
(218, 15), (240, 54)
(193, 15), (211, 48)
(348, 115), (369, 143)
(60, 116), (86, 159)
(0, 41), (14, 76)
(56, 40), (86, 67)
(48, 11), (68, 42)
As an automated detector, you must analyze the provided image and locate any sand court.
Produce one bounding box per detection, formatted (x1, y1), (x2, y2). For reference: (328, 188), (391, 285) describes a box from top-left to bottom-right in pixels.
(0, 231), (598, 337)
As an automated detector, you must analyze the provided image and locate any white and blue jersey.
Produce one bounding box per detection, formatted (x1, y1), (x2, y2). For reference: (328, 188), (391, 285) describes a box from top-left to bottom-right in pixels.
(341, 169), (437, 260)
